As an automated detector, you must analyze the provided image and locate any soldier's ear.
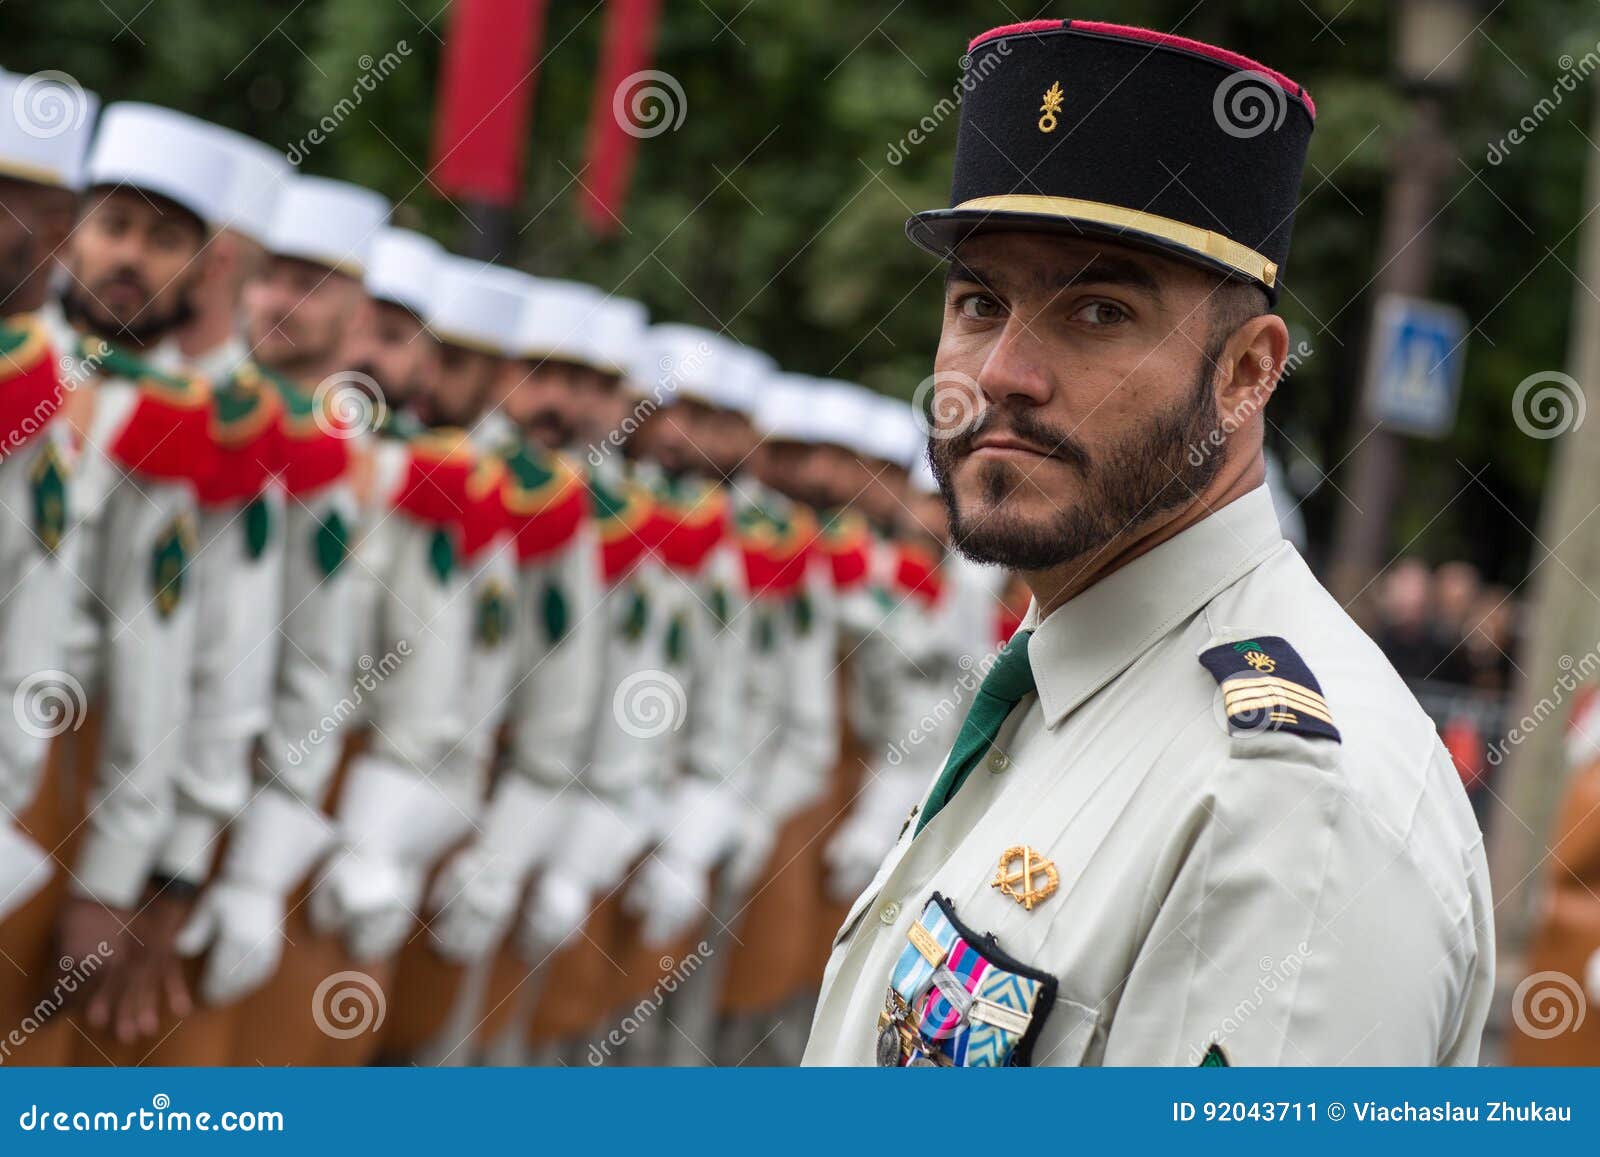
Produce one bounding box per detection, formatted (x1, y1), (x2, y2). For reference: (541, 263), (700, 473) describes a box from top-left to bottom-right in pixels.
(1213, 312), (1288, 423)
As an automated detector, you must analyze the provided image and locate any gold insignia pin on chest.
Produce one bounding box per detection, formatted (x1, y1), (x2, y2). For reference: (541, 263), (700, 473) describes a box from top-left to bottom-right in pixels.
(992, 845), (1059, 910)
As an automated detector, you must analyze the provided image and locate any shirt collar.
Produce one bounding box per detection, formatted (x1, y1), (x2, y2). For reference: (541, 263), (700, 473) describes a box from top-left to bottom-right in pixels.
(1024, 484), (1285, 728)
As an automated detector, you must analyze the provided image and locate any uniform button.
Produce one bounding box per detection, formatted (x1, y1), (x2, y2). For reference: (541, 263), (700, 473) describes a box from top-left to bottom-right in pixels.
(878, 900), (901, 925)
(988, 751), (1011, 773)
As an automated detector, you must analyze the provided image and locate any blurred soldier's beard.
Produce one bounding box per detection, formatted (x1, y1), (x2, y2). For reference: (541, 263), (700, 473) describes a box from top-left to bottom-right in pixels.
(61, 273), (194, 347)
(929, 356), (1222, 572)
(0, 233), (33, 310)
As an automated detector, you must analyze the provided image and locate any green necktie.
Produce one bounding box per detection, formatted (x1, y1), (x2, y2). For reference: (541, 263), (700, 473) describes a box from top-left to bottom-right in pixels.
(915, 629), (1036, 835)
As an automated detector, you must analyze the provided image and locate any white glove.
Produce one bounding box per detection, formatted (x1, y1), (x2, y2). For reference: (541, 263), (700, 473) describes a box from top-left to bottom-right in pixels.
(824, 768), (926, 903)
(0, 822), (52, 924)
(176, 788), (334, 1005)
(517, 792), (650, 956)
(624, 857), (708, 948)
(308, 755), (476, 960)
(427, 778), (570, 963)
(724, 807), (775, 900)
(621, 778), (743, 947)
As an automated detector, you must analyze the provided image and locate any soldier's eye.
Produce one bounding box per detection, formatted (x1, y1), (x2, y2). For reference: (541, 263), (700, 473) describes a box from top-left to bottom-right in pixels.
(956, 293), (1002, 320)
(1071, 300), (1129, 326)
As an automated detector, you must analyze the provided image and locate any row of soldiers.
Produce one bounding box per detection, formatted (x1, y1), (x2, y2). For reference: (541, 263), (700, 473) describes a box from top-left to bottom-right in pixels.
(0, 73), (1025, 1065)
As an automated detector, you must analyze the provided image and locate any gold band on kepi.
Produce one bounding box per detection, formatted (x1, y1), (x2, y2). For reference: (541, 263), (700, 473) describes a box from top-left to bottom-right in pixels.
(942, 195), (1278, 289)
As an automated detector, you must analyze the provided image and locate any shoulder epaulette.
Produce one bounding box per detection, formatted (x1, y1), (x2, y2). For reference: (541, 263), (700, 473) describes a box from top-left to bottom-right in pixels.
(816, 509), (873, 592)
(458, 453), (510, 562)
(1198, 636), (1340, 743)
(198, 360), (285, 506)
(890, 541), (944, 607)
(738, 502), (816, 599)
(392, 426), (477, 529)
(265, 367), (348, 497)
(0, 314), (63, 459)
(590, 471), (656, 584)
(84, 336), (216, 486)
(648, 478), (729, 573)
(504, 443), (588, 564)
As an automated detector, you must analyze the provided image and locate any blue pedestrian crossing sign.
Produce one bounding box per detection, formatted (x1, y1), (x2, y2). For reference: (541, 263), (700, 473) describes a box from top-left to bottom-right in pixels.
(1364, 294), (1469, 439)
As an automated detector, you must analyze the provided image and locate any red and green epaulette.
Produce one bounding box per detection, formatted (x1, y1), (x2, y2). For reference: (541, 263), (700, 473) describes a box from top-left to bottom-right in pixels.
(590, 471), (657, 584)
(271, 370), (350, 497)
(647, 477), (729, 574)
(815, 508), (874, 593)
(889, 540), (945, 608)
(392, 427), (478, 529)
(458, 454), (511, 563)
(86, 336), (216, 486)
(503, 442), (588, 565)
(737, 502), (817, 600)
(0, 314), (64, 459)
(197, 360), (285, 507)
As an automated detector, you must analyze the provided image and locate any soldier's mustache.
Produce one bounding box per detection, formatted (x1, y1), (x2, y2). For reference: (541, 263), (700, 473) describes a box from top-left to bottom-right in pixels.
(95, 268), (150, 299)
(948, 409), (1091, 471)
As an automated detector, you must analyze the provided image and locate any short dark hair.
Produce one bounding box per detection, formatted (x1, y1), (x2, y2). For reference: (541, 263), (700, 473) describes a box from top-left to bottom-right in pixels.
(1207, 277), (1270, 354)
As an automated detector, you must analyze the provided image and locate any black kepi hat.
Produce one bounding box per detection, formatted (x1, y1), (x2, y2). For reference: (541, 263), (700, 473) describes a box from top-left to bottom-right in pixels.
(907, 20), (1316, 302)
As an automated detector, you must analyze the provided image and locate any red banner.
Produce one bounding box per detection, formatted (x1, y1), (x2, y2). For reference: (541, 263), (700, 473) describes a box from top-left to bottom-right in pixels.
(579, 0), (665, 234)
(430, 0), (547, 206)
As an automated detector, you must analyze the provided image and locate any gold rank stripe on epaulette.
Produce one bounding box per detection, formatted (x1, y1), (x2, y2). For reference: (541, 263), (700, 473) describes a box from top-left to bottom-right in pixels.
(1219, 675), (1335, 726)
(1198, 635), (1341, 743)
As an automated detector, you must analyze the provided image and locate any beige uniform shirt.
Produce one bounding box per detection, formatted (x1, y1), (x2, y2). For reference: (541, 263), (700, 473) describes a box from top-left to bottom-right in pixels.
(804, 485), (1493, 1067)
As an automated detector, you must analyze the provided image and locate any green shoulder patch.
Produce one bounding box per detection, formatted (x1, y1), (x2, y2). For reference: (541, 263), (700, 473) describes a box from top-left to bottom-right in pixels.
(665, 611), (687, 665)
(428, 527), (456, 585)
(475, 579), (512, 649)
(620, 584), (649, 641)
(1198, 635), (1340, 743)
(151, 514), (194, 619)
(29, 441), (67, 554)
(243, 495), (272, 560)
(542, 581), (569, 646)
(791, 590), (813, 635)
(708, 584), (730, 630)
(314, 509), (349, 578)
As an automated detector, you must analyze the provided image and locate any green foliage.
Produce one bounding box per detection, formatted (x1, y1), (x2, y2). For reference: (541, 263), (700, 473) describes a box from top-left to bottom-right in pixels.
(4, 0), (1589, 578)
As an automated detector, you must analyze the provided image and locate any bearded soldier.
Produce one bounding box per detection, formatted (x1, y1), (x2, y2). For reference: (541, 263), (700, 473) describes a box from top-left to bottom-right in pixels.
(804, 20), (1492, 1068)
